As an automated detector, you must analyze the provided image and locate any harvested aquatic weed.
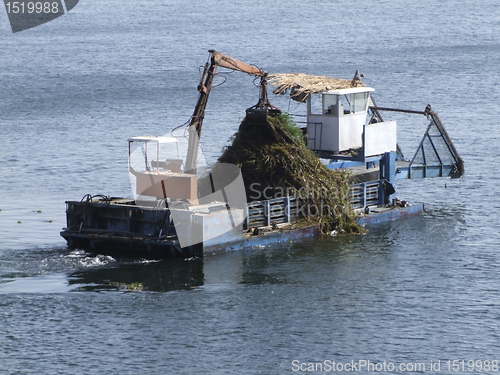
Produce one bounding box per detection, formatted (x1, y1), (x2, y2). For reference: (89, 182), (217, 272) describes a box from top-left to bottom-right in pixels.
(218, 113), (362, 234)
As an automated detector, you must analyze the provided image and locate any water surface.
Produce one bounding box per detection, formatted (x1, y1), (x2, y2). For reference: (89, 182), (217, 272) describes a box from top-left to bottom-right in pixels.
(1, 1), (499, 373)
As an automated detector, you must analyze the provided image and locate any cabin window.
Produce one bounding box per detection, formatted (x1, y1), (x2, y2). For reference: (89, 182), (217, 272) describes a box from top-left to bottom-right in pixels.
(309, 92), (369, 115)
(354, 92), (369, 113)
(309, 94), (323, 115)
(129, 139), (184, 173)
(344, 92), (369, 114)
(322, 94), (338, 114)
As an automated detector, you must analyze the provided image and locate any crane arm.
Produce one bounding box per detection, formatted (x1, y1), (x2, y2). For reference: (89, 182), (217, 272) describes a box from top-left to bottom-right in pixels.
(185, 50), (267, 174)
(210, 50), (265, 77)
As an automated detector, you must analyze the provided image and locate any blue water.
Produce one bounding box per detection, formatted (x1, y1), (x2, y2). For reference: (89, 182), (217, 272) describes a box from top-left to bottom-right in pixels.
(1, 0), (499, 373)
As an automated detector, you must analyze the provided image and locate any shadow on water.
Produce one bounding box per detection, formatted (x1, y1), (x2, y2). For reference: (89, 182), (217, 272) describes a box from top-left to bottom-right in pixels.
(68, 257), (204, 292)
(0, 246), (204, 293)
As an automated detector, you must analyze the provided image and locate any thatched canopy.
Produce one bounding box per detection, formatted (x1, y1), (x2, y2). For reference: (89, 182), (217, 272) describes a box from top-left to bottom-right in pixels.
(269, 73), (363, 102)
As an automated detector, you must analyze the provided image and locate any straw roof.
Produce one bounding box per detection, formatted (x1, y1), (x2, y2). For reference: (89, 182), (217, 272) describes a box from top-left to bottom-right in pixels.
(269, 73), (363, 101)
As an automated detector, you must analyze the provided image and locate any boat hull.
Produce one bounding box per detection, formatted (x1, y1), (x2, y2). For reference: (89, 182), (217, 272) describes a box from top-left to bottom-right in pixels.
(60, 198), (423, 259)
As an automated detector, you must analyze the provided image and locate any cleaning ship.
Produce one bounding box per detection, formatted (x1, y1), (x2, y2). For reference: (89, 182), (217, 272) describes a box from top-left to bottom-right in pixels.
(60, 50), (464, 258)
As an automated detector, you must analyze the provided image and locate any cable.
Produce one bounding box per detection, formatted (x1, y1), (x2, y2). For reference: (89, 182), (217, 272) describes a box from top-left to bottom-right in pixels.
(211, 73), (227, 89)
(170, 118), (191, 137)
(80, 194), (110, 203)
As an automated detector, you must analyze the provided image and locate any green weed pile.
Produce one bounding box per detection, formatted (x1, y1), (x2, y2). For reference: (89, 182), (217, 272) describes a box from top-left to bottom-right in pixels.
(218, 113), (362, 234)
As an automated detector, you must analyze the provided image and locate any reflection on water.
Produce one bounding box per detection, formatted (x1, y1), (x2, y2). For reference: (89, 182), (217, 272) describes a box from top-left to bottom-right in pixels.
(68, 257), (204, 292)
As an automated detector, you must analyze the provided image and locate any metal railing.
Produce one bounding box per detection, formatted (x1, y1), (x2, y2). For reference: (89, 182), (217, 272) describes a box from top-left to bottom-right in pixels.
(350, 180), (382, 209)
(244, 180), (384, 229)
(245, 196), (301, 229)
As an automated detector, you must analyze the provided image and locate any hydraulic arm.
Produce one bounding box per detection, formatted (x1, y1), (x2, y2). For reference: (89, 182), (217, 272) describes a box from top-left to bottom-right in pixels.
(184, 50), (280, 174)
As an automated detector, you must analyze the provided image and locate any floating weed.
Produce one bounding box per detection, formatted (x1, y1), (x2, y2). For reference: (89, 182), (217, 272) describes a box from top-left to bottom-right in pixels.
(109, 281), (146, 292)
